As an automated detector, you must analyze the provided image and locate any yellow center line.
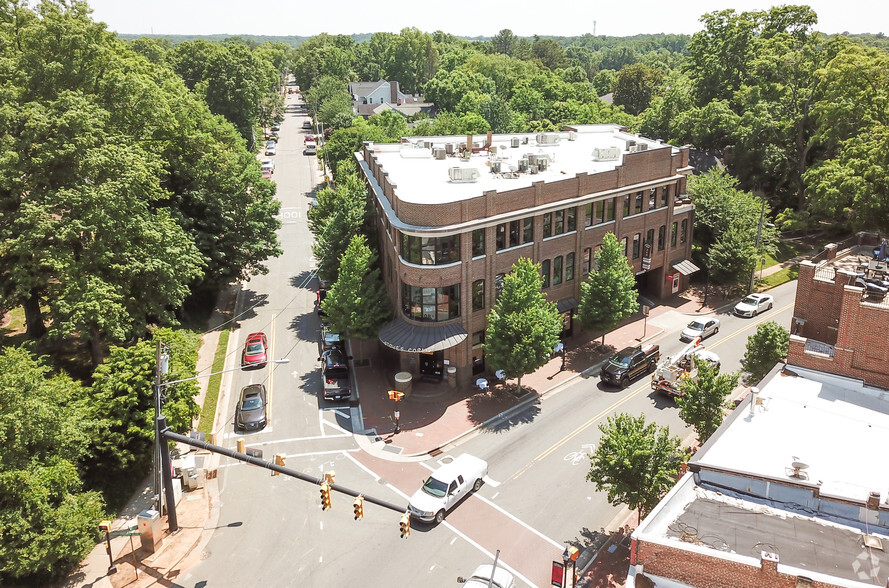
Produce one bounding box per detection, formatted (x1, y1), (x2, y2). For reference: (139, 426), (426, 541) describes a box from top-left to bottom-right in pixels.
(527, 300), (795, 467)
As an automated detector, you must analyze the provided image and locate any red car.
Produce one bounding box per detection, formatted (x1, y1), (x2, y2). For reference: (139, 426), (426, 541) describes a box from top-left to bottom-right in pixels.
(242, 332), (269, 368)
(261, 168), (273, 180)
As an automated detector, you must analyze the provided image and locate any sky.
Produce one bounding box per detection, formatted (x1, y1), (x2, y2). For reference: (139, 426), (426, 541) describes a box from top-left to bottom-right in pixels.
(83, 0), (888, 38)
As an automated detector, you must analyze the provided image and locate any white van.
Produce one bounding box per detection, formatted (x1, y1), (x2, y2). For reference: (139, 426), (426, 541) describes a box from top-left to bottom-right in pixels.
(304, 140), (317, 155)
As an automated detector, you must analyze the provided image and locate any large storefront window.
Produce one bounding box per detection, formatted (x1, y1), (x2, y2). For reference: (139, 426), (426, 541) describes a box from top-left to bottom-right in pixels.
(402, 283), (461, 321)
(400, 234), (460, 265)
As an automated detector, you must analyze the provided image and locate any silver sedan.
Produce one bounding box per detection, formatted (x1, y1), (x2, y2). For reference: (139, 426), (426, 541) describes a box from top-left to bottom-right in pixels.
(680, 318), (720, 341)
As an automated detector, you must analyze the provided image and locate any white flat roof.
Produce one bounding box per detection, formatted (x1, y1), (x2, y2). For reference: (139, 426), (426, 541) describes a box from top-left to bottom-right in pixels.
(696, 367), (889, 502)
(364, 124), (674, 205)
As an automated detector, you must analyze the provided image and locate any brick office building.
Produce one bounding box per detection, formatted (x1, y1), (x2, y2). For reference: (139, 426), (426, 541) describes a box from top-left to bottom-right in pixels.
(355, 125), (698, 385)
(787, 235), (889, 389)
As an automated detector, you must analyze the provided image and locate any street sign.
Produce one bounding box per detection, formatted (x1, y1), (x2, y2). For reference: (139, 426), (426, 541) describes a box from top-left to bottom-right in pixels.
(551, 561), (565, 587)
(123, 531), (142, 536)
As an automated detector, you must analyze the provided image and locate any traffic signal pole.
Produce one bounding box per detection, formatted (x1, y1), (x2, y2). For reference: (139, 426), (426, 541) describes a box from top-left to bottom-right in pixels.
(160, 427), (406, 515)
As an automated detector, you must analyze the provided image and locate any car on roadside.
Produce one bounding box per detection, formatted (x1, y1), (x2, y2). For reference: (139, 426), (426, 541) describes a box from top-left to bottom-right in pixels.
(319, 348), (351, 402)
(241, 332), (268, 368)
(304, 140), (317, 155)
(599, 344), (660, 389)
(270, 124), (280, 131)
(235, 384), (267, 431)
(261, 168), (272, 180)
(733, 293), (774, 317)
(318, 323), (344, 354)
(303, 120), (312, 129)
(680, 318), (720, 342)
(260, 157), (274, 173)
(459, 565), (516, 588)
(265, 143), (277, 156)
(408, 454), (488, 524)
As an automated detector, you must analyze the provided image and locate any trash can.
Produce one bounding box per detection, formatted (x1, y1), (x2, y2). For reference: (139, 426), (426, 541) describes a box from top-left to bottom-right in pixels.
(137, 509), (163, 553)
(446, 366), (457, 388)
(394, 371), (413, 397)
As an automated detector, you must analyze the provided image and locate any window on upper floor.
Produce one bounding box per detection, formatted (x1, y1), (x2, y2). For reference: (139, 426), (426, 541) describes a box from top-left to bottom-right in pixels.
(553, 256), (563, 286)
(566, 252), (575, 281)
(401, 283), (461, 322)
(671, 222), (678, 247)
(400, 234), (460, 265)
(582, 248), (592, 275)
(543, 208), (576, 239)
(658, 225), (666, 251)
(632, 233), (641, 259)
(680, 219), (688, 244)
(472, 279), (485, 312)
(472, 229), (485, 257)
(541, 259), (551, 288)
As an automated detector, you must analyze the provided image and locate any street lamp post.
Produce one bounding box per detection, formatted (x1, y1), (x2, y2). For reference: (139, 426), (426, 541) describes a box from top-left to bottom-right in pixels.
(154, 358), (290, 531)
(387, 390), (404, 434)
(703, 261), (712, 306)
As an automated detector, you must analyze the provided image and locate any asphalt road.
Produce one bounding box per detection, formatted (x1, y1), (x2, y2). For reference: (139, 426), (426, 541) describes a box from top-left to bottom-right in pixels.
(179, 91), (800, 586)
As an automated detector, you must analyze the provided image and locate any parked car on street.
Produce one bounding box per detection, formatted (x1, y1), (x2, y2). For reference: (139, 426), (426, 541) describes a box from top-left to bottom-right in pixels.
(408, 454), (487, 523)
(680, 318), (720, 341)
(260, 157), (274, 173)
(241, 332), (268, 368)
(318, 323), (344, 354)
(319, 348), (351, 402)
(261, 169), (272, 180)
(265, 143), (277, 156)
(304, 140), (317, 155)
(303, 120), (312, 129)
(235, 384), (267, 431)
(734, 293), (774, 317)
(600, 344), (660, 388)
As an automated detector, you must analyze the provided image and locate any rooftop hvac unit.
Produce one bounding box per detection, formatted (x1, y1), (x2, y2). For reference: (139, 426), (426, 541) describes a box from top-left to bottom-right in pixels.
(416, 140), (426, 148)
(529, 165), (539, 174)
(511, 137), (521, 148)
(518, 158), (529, 172)
(628, 143), (649, 153)
(593, 147), (621, 161)
(491, 161), (501, 173)
(449, 167), (480, 183)
(626, 140), (636, 149)
(489, 145), (498, 154)
(538, 158), (548, 171)
(445, 143), (455, 155)
(536, 133), (561, 145)
(527, 154), (538, 165)
(433, 148), (446, 160)
(568, 131), (577, 141)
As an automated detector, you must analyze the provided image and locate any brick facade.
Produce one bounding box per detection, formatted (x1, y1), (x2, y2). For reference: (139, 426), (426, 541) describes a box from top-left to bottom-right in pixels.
(788, 259), (889, 389)
(635, 540), (839, 588)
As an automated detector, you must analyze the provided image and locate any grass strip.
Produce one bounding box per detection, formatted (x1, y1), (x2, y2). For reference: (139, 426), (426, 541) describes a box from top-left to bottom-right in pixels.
(197, 328), (230, 435)
(756, 264), (800, 290)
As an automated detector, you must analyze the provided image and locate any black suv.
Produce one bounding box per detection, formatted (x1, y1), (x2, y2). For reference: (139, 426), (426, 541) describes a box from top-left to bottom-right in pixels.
(600, 344), (660, 388)
(320, 349), (351, 401)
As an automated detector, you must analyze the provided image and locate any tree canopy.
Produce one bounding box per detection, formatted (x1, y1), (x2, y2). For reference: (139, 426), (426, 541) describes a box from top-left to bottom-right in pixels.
(741, 321), (790, 385)
(677, 363), (739, 443)
(576, 233), (638, 343)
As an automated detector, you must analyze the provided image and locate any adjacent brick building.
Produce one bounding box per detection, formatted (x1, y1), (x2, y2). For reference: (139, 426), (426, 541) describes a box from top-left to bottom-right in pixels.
(628, 365), (889, 588)
(355, 125), (698, 385)
(787, 234), (889, 389)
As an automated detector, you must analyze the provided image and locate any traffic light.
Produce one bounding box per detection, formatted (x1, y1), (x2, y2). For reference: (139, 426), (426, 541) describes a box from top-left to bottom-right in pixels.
(98, 520), (112, 534)
(399, 512), (411, 538)
(273, 453), (285, 475)
(324, 471), (336, 484)
(320, 482), (331, 510)
(353, 496), (364, 520)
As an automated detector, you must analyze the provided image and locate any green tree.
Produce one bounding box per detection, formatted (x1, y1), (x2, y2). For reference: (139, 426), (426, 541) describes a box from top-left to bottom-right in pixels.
(311, 176), (367, 283)
(0, 347), (106, 585)
(321, 235), (392, 340)
(707, 226), (758, 286)
(587, 412), (685, 522)
(676, 362), (739, 443)
(576, 233), (638, 344)
(612, 63), (663, 116)
(492, 29), (518, 56)
(741, 321), (789, 385)
(483, 258), (562, 393)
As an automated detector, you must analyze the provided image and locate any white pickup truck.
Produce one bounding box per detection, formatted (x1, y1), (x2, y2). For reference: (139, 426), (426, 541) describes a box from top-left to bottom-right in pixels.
(408, 454), (487, 523)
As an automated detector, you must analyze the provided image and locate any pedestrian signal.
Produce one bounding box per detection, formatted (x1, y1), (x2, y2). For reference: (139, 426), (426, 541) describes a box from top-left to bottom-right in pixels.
(353, 496), (364, 520)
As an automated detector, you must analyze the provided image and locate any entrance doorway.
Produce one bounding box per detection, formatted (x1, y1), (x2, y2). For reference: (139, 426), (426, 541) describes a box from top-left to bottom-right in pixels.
(419, 351), (443, 379)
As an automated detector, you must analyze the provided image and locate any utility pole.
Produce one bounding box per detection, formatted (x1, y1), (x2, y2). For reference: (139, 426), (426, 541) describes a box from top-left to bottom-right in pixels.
(748, 199), (765, 294)
(153, 339), (163, 516)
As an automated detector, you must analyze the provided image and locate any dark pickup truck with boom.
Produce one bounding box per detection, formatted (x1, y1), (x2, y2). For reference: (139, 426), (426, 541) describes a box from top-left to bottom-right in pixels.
(599, 343), (660, 388)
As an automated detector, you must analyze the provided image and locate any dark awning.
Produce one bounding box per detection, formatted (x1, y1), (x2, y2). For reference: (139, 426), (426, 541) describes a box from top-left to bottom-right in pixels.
(672, 259), (702, 276)
(378, 317), (468, 353)
(557, 298), (579, 313)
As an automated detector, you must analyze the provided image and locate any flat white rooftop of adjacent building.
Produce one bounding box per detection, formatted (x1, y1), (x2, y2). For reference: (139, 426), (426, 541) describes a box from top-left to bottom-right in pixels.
(363, 124), (675, 205)
(696, 366), (889, 502)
